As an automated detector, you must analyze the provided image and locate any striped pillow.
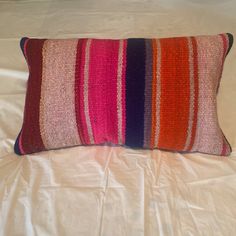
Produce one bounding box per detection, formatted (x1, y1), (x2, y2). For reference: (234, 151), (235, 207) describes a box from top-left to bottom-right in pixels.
(15, 33), (233, 156)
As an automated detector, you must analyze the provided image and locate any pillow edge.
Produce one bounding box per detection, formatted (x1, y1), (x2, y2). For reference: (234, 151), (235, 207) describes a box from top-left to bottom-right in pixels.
(226, 33), (234, 56)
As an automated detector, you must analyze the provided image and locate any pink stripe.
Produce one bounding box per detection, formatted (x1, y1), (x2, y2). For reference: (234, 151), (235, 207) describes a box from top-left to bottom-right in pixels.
(78, 39), (91, 144)
(122, 40), (127, 143)
(88, 39), (119, 144)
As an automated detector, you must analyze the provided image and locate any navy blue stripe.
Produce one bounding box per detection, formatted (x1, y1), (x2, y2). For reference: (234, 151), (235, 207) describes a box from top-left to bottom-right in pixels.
(125, 39), (146, 147)
(20, 37), (28, 57)
(14, 130), (22, 155)
(226, 33), (233, 56)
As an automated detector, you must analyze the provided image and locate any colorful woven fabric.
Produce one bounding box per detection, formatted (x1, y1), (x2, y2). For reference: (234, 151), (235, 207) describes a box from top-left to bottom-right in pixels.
(15, 33), (233, 156)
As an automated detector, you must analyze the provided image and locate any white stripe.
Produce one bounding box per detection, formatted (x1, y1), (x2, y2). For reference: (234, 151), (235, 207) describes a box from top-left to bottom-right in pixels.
(117, 40), (124, 144)
(154, 39), (161, 147)
(40, 39), (81, 149)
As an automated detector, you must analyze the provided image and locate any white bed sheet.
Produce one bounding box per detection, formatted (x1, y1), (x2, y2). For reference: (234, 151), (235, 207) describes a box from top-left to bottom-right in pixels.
(0, 0), (236, 235)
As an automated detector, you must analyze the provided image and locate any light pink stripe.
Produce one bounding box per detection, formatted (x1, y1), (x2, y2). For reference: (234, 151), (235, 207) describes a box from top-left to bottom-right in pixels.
(122, 40), (127, 143)
(88, 39), (119, 144)
(192, 35), (224, 155)
(40, 39), (81, 149)
(154, 39), (161, 148)
(117, 40), (124, 144)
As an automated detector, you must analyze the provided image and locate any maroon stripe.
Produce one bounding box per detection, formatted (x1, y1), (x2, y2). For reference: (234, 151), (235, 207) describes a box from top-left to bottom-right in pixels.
(75, 39), (84, 144)
(20, 39), (46, 153)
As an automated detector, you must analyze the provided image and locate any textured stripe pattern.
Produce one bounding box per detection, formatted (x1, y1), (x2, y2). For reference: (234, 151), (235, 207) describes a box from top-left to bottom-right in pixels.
(15, 34), (233, 156)
(40, 39), (81, 149)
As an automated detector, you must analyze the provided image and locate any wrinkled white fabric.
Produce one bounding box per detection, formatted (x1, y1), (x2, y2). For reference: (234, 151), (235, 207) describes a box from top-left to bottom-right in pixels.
(0, 0), (236, 235)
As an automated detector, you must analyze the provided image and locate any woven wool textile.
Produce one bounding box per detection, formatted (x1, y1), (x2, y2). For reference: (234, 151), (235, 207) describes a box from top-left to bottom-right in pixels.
(15, 33), (233, 156)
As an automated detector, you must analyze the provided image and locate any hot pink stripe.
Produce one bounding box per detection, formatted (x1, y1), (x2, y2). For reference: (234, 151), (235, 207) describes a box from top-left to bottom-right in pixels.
(88, 39), (119, 144)
(78, 39), (91, 144)
(122, 40), (127, 143)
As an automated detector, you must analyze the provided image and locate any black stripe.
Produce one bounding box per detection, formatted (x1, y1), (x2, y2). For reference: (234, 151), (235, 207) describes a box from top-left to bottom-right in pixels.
(226, 33), (234, 56)
(125, 39), (146, 147)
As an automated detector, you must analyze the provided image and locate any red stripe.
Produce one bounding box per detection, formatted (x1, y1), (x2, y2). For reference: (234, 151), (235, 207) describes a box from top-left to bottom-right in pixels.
(20, 39), (46, 153)
(76, 39), (91, 144)
(158, 37), (190, 150)
(188, 37), (199, 151)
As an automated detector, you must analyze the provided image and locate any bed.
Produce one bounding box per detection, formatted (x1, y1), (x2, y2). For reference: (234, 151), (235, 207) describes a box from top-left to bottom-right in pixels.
(1, 0), (236, 235)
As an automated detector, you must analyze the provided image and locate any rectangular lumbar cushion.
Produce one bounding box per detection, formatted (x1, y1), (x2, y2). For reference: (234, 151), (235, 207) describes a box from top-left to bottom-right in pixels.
(15, 33), (233, 156)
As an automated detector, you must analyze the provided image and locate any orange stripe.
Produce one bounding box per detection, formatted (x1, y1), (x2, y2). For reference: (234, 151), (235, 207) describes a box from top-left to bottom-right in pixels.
(158, 37), (190, 150)
(188, 37), (199, 151)
(150, 39), (157, 148)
